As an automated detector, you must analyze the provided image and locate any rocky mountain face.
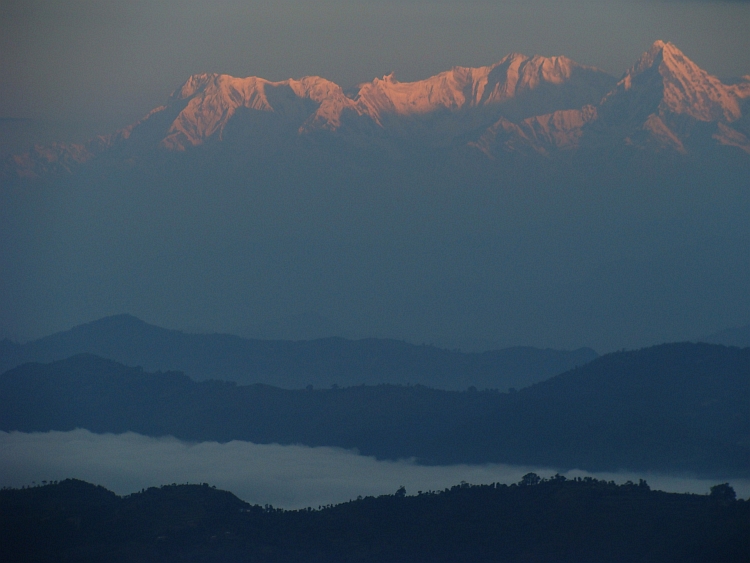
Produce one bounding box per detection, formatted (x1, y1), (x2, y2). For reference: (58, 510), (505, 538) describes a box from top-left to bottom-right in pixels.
(475, 41), (750, 157)
(129, 52), (615, 152)
(8, 41), (747, 180)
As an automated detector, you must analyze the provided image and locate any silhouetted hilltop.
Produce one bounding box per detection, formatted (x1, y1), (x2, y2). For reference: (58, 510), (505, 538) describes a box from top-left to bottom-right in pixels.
(703, 324), (750, 348)
(2, 343), (748, 477)
(1, 477), (748, 562)
(502, 342), (750, 473)
(0, 314), (597, 391)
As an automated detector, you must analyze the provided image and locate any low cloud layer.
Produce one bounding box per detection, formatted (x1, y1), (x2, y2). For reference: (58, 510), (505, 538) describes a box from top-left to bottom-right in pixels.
(2, 430), (747, 508)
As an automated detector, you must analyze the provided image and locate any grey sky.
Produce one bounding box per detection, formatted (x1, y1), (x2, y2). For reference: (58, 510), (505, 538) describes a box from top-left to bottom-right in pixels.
(2, 430), (748, 507)
(2, 0), (749, 138)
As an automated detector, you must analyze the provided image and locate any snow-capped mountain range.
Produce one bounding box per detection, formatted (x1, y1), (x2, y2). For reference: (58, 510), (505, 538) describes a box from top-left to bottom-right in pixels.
(7, 41), (750, 178)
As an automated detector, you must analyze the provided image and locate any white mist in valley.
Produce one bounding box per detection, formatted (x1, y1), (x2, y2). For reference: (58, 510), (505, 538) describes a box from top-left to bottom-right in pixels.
(2, 430), (747, 508)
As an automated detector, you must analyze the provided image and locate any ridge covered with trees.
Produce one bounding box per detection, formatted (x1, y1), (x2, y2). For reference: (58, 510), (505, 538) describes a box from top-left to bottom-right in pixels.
(1, 476), (747, 562)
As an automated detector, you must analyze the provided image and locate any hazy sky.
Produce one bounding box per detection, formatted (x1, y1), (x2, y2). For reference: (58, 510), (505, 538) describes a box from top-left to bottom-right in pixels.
(3, 430), (748, 507)
(2, 0), (750, 137)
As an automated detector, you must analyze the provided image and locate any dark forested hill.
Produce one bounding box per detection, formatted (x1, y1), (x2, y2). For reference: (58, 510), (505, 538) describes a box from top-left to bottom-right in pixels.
(1, 477), (748, 562)
(2, 342), (748, 477)
(0, 314), (597, 390)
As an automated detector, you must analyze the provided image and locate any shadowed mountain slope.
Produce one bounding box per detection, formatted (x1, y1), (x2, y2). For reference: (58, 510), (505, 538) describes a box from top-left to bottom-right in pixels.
(1, 342), (748, 477)
(0, 315), (597, 391)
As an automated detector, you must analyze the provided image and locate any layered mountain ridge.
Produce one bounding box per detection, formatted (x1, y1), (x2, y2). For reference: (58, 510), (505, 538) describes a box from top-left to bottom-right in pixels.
(2, 342), (748, 476)
(6, 40), (750, 179)
(159, 51), (612, 149)
(0, 314), (598, 391)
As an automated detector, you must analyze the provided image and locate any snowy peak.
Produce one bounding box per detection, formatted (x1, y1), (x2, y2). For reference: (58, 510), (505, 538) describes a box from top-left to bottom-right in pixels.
(627, 39), (672, 76)
(352, 66), (486, 116)
(351, 53), (610, 117)
(5, 41), (748, 180)
(471, 41), (750, 158)
(170, 73), (220, 100)
(492, 53), (580, 94)
(614, 40), (742, 122)
(170, 72), (344, 106)
(156, 53), (614, 148)
(162, 73), (353, 149)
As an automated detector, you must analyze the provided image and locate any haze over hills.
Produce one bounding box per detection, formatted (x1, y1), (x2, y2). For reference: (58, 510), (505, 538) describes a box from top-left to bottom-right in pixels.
(2, 342), (748, 477)
(0, 315), (597, 391)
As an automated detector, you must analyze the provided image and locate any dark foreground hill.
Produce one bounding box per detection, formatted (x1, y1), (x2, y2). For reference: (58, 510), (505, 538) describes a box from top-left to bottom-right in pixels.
(1, 477), (748, 563)
(0, 314), (597, 391)
(2, 342), (748, 477)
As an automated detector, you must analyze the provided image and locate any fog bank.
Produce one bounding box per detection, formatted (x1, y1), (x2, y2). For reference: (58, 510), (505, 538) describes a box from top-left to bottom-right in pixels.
(2, 430), (747, 508)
